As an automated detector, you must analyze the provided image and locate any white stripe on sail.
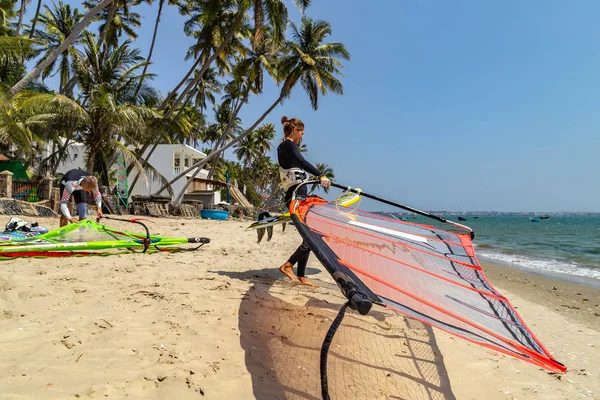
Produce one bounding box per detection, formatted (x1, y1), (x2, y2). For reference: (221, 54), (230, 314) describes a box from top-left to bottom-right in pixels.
(348, 221), (428, 243)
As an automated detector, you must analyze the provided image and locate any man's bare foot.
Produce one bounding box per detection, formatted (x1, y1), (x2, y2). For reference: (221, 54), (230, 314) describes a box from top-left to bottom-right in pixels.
(298, 277), (318, 287)
(279, 262), (298, 281)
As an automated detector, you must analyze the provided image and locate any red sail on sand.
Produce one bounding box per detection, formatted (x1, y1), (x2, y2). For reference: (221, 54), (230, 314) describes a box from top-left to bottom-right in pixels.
(290, 187), (566, 375)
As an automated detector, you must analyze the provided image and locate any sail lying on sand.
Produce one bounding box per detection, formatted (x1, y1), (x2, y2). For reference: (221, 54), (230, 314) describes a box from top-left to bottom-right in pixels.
(0, 218), (209, 258)
(289, 182), (566, 381)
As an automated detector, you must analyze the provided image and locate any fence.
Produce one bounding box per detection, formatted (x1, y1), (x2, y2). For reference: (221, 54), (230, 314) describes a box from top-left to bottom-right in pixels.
(11, 179), (41, 202)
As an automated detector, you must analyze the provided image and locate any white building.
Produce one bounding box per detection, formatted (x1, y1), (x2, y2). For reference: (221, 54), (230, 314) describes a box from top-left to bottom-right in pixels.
(46, 141), (221, 205)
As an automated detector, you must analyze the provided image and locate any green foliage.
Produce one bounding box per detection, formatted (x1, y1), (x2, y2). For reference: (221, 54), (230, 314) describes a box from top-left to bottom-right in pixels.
(0, 0), (348, 206)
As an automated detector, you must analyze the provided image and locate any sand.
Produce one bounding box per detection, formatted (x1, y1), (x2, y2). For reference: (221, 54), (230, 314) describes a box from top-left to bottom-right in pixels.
(0, 215), (598, 400)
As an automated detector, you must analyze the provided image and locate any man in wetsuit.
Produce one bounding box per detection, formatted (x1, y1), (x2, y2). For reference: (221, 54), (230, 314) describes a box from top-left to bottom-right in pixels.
(59, 169), (103, 227)
(277, 116), (330, 287)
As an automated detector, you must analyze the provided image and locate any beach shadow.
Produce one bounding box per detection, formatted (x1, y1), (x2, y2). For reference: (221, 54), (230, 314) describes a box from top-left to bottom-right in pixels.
(214, 268), (456, 400)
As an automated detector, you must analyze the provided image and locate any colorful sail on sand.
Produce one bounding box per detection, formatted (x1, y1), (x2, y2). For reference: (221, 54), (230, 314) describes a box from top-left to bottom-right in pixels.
(0, 217), (209, 259)
(287, 181), (565, 398)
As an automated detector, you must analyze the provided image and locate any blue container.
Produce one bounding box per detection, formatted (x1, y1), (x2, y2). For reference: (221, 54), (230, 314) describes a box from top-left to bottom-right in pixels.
(200, 209), (229, 220)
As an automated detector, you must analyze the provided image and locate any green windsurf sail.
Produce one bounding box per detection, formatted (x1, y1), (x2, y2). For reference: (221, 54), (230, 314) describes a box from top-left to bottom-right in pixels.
(0, 218), (209, 258)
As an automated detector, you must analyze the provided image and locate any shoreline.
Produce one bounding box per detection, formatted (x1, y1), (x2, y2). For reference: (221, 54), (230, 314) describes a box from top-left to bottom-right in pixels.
(480, 255), (600, 289)
(480, 259), (600, 332)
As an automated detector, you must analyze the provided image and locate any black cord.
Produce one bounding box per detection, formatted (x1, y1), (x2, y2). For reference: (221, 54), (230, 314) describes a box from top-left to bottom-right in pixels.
(320, 301), (350, 400)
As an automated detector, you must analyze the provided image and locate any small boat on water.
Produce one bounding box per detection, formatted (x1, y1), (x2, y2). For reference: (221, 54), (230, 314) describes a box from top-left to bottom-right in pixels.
(458, 216), (467, 221)
(540, 215), (550, 220)
(530, 217), (540, 223)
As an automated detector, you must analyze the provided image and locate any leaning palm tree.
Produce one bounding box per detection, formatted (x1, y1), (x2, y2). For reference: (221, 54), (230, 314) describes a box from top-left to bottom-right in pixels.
(163, 0), (245, 117)
(83, 0), (141, 49)
(15, 0), (29, 36)
(27, 0), (42, 38)
(199, 28), (278, 180)
(35, 1), (83, 93)
(133, 0), (178, 99)
(7, 0), (115, 97)
(166, 17), (350, 207)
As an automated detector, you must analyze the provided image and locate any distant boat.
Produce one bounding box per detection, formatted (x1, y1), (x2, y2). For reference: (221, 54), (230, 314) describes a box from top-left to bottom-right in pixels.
(473, 216), (479, 219)
(458, 216), (467, 221)
(530, 217), (540, 223)
(539, 215), (550, 220)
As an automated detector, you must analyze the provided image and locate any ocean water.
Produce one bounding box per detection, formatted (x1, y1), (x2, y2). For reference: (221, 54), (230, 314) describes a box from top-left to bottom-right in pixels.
(392, 214), (600, 282)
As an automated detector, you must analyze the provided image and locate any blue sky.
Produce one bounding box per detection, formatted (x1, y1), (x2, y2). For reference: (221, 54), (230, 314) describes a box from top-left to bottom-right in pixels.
(29, 1), (600, 212)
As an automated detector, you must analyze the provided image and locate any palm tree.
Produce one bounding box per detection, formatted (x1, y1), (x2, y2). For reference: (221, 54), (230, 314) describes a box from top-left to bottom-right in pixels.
(35, 1), (83, 93)
(183, 25), (278, 182)
(28, 0), (42, 38)
(69, 32), (171, 185)
(15, 0), (29, 36)
(7, 0), (115, 97)
(83, 0), (141, 49)
(163, 0), (245, 118)
(253, 123), (275, 154)
(234, 134), (255, 167)
(311, 162), (334, 193)
(133, 0), (178, 99)
(204, 102), (243, 147)
(164, 17), (350, 206)
(0, 1), (37, 87)
(188, 67), (222, 112)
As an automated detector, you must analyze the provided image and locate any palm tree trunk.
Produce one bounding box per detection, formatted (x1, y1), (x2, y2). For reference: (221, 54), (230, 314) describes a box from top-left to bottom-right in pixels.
(99, 0), (118, 53)
(28, 0), (42, 38)
(16, 0), (28, 36)
(156, 56), (202, 111)
(163, 10), (246, 118)
(8, 0), (115, 97)
(133, 0), (164, 100)
(207, 88), (250, 179)
(50, 137), (72, 176)
(167, 94), (285, 206)
(126, 142), (158, 198)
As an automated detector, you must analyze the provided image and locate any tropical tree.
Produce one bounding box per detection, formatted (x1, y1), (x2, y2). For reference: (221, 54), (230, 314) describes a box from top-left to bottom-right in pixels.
(7, 0), (115, 97)
(15, 0), (29, 36)
(234, 134), (255, 167)
(253, 123), (275, 154)
(163, 16), (350, 207)
(83, 0), (141, 49)
(133, 0), (178, 99)
(35, 1), (83, 93)
(311, 162), (334, 193)
(28, 0), (42, 38)
(52, 32), (180, 188)
(163, 0), (245, 117)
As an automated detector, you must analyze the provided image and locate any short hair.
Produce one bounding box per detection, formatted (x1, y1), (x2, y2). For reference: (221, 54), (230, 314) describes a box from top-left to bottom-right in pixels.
(82, 175), (98, 188)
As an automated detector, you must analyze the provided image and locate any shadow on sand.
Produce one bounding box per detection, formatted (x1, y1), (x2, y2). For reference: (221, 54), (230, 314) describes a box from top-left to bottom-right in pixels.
(213, 268), (456, 400)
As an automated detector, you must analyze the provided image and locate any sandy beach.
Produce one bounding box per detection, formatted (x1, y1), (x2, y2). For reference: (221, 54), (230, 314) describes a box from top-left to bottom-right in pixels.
(0, 215), (598, 400)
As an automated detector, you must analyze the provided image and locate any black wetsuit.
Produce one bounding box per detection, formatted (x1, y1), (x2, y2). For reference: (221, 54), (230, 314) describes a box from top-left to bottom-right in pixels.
(277, 139), (322, 204)
(277, 139), (322, 278)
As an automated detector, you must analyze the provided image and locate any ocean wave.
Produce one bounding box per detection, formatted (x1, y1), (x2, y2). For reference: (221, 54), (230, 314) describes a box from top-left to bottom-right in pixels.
(477, 249), (600, 280)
